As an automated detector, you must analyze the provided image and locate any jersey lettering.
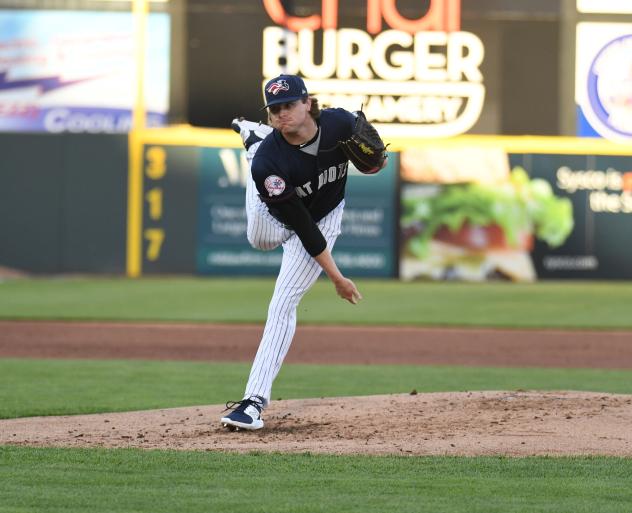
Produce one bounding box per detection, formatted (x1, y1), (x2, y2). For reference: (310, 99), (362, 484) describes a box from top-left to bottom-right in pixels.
(295, 180), (314, 198)
(337, 162), (348, 179)
(318, 165), (340, 190)
(302, 181), (314, 195)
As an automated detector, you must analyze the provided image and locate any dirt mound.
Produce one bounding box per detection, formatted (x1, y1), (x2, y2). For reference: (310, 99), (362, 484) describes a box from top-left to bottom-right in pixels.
(2, 391), (631, 456)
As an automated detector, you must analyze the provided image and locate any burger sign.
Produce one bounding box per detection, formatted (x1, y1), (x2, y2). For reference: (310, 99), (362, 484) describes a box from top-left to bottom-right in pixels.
(261, 0), (485, 137)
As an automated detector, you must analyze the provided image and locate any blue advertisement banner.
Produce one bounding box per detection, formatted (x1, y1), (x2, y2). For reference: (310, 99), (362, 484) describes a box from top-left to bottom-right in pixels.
(196, 147), (398, 277)
(333, 160), (399, 277)
(0, 10), (170, 133)
(196, 147), (279, 274)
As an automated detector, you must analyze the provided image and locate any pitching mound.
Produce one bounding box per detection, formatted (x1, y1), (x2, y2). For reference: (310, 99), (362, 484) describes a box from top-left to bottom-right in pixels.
(2, 391), (632, 456)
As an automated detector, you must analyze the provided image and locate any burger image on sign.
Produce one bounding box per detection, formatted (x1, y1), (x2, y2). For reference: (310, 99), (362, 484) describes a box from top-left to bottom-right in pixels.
(399, 147), (574, 282)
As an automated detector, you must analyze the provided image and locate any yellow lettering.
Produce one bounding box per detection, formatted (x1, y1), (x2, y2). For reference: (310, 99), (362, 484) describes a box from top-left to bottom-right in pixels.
(145, 146), (167, 180)
(144, 228), (165, 261)
(145, 187), (163, 220)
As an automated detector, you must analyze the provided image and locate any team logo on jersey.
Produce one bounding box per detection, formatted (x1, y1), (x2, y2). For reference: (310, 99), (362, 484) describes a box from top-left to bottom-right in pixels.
(264, 175), (286, 196)
(266, 79), (289, 95)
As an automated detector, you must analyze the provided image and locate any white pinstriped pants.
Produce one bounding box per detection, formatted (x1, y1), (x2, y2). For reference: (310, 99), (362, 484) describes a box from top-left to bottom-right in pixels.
(242, 142), (344, 406)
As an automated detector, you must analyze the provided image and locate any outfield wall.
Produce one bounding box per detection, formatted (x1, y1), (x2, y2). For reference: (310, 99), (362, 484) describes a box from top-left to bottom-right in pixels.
(1, 129), (631, 280)
(0, 133), (128, 273)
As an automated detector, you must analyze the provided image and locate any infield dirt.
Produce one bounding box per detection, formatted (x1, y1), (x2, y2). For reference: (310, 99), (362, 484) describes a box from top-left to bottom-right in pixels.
(1, 320), (632, 456)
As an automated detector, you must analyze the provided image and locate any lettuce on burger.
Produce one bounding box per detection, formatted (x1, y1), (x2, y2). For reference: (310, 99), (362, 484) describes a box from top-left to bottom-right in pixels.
(401, 167), (574, 280)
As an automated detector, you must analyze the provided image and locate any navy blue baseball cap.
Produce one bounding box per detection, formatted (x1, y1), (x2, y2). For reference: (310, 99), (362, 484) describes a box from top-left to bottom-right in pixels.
(261, 74), (309, 110)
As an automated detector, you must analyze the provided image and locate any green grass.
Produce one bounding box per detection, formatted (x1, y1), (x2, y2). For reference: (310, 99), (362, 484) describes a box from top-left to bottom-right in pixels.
(1, 358), (631, 419)
(1, 277), (632, 328)
(1, 447), (631, 513)
(1, 278), (630, 511)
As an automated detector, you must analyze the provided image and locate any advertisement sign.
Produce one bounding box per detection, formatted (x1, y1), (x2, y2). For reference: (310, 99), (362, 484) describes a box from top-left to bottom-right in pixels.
(399, 147), (574, 282)
(510, 153), (632, 279)
(194, 1), (490, 135)
(332, 158), (399, 277)
(0, 10), (170, 133)
(261, 0), (485, 138)
(575, 22), (632, 141)
(196, 147), (281, 274)
(577, 0), (632, 14)
(197, 147), (397, 277)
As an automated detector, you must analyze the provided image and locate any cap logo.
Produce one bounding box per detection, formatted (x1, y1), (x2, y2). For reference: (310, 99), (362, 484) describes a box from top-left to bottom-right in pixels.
(264, 175), (286, 196)
(266, 80), (290, 96)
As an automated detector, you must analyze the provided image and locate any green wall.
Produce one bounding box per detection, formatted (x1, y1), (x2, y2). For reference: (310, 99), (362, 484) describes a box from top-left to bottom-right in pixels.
(0, 134), (128, 273)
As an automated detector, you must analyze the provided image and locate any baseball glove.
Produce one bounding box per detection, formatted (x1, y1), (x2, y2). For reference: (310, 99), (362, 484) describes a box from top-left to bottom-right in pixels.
(338, 111), (388, 174)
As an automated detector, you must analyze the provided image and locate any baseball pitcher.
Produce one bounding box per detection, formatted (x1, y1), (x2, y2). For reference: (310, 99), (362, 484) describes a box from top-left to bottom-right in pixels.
(221, 74), (387, 430)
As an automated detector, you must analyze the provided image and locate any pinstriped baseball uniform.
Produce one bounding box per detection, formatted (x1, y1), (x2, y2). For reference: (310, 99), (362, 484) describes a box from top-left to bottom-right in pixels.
(240, 108), (355, 406)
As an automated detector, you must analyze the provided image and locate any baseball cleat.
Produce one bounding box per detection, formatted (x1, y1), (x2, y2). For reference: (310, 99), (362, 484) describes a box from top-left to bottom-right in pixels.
(231, 117), (273, 150)
(221, 396), (265, 430)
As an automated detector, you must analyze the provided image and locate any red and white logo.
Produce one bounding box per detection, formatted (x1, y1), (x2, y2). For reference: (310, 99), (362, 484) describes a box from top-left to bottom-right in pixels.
(266, 79), (290, 95)
(264, 175), (286, 196)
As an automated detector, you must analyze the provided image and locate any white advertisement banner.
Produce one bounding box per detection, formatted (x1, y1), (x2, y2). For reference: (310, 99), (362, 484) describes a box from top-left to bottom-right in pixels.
(0, 10), (170, 133)
(577, 0), (632, 14)
(575, 22), (632, 140)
